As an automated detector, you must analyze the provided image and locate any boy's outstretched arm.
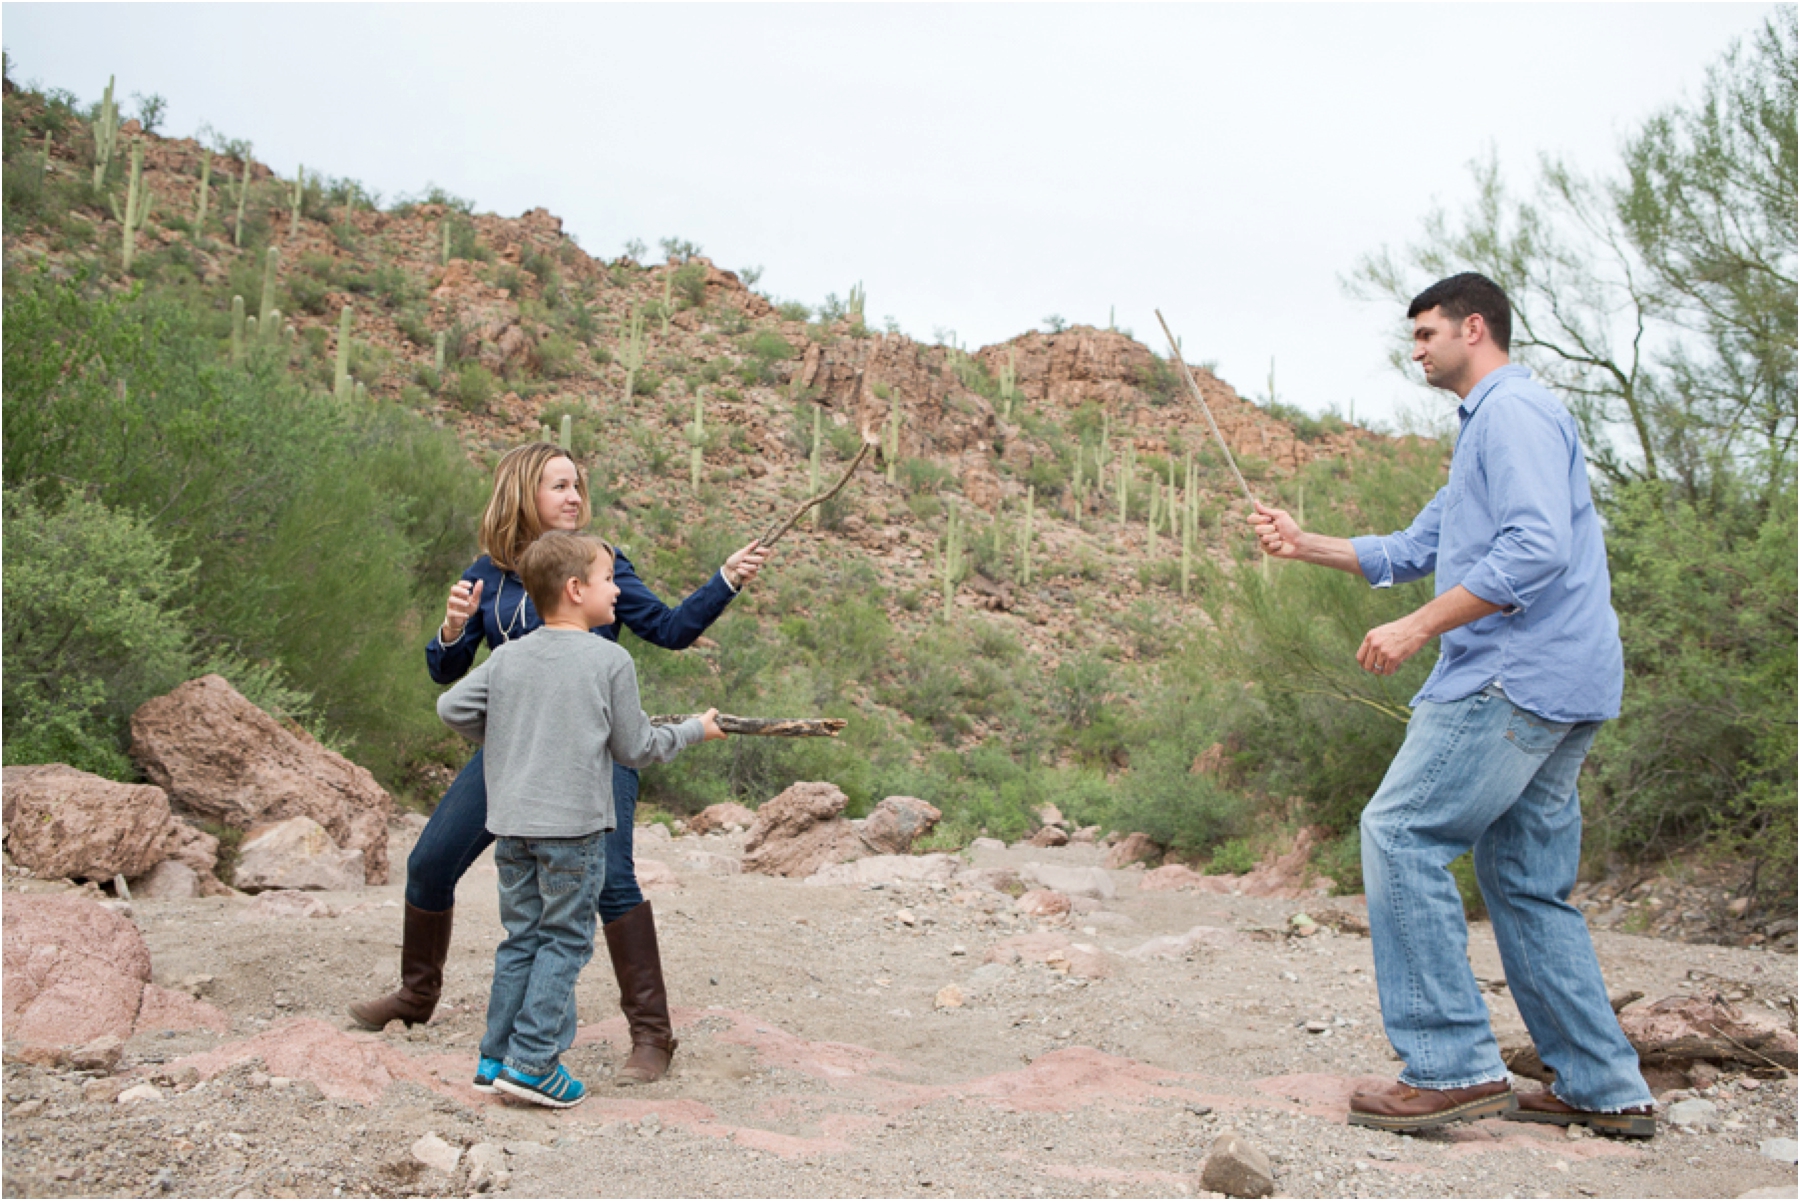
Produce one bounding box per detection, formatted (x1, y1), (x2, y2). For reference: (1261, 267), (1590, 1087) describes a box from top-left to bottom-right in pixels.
(606, 657), (708, 769)
(436, 656), (493, 743)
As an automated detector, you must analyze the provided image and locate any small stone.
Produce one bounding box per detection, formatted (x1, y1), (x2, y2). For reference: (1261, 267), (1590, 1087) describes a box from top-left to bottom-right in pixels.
(247, 1072), (271, 1089)
(383, 1019), (407, 1036)
(118, 1083), (164, 1104)
(1364, 1148), (1397, 1162)
(1303, 1019), (1329, 1035)
(895, 909), (916, 926)
(410, 1132), (461, 1174)
(935, 984), (965, 1010)
(1735, 1077), (1761, 1091)
(949, 944), (967, 957)
(1279, 971), (1298, 983)
(83, 1077), (127, 1105)
(68, 1034), (125, 1072)
(10, 1098), (46, 1118)
(1759, 1137), (1799, 1164)
(1667, 1098), (1719, 1129)
(1186, 1104), (1214, 1117)
(1198, 1129), (1275, 1199)
(466, 1143), (507, 1190)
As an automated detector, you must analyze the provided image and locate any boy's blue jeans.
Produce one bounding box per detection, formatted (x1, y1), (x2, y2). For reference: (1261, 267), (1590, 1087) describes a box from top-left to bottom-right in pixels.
(479, 831), (607, 1079)
(1360, 685), (1653, 1113)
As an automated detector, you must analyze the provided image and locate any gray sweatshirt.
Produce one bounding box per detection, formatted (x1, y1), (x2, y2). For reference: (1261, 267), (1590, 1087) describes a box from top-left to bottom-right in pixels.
(436, 629), (703, 838)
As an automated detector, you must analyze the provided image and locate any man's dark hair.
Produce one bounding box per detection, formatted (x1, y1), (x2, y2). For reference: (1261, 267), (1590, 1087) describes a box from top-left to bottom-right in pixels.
(1407, 272), (1512, 353)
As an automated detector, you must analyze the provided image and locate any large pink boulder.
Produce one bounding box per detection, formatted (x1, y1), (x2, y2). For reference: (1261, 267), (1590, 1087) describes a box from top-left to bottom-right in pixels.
(2, 894), (151, 1048)
(130, 675), (393, 885)
(2, 764), (219, 887)
(856, 796), (942, 855)
(1236, 827), (1332, 899)
(741, 782), (865, 878)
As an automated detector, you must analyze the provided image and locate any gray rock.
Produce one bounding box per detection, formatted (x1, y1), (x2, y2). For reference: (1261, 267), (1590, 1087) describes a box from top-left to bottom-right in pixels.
(67, 1035), (124, 1072)
(1199, 1130), (1275, 1198)
(409, 1132), (461, 1174)
(466, 1143), (507, 1190)
(1022, 862), (1116, 901)
(1758, 1137), (1798, 1164)
(128, 858), (201, 900)
(1666, 1098), (1719, 1129)
(233, 816), (365, 893)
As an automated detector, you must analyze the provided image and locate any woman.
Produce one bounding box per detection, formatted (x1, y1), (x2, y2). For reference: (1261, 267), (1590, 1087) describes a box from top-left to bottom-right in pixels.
(349, 442), (767, 1086)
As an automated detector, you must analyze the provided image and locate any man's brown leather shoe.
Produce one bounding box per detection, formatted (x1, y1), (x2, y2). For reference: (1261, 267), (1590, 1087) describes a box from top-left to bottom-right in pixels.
(1504, 1089), (1657, 1138)
(1347, 1079), (1515, 1132)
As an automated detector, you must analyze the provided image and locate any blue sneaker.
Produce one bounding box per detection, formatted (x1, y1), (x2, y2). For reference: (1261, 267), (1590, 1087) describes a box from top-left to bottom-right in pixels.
(495, 1063), (586, 1109)
(472, 1057), (504, 1094)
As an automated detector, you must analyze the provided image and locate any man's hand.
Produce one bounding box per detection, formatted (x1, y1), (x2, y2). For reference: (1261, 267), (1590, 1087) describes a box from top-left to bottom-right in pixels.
(699, 708), (727, 741)
(1357, 615), (1431, 677)
(722, 541), (769, 590)
(1356, 586), (1504, 676)
(1247, 501), (1304, 560)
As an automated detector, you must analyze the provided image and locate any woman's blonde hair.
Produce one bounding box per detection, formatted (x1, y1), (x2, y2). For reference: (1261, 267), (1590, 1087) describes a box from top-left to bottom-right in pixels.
(478, 443), (592, 574)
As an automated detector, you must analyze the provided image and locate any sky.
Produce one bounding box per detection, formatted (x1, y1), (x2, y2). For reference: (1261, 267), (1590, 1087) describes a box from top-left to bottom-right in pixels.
(2, 3), (1776, 429)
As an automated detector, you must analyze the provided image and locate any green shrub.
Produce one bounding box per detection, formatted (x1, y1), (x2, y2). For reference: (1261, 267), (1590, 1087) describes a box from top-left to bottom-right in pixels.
(1207, 838), (1258, 875)
(1, 488), (193, 778)
(452, 364), (498, 411)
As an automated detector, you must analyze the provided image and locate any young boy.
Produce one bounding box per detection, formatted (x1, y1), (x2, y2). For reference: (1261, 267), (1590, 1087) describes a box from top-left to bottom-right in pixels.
(437, 531), (723, 1108)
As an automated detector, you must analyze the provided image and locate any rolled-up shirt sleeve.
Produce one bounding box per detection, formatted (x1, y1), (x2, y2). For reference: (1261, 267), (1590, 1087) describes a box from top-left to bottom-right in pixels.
(1353, 488), (1446, 588)
(1459, 407), (1572, 613)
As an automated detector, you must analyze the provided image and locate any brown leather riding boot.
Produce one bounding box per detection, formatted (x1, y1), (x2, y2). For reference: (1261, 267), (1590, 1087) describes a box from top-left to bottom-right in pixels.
(603, 900), (678, 1085)
(347, 903), (455, 1030)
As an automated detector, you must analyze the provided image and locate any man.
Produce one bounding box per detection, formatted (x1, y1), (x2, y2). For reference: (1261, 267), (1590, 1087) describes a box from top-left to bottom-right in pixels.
(1248, 272), (1655, 1138)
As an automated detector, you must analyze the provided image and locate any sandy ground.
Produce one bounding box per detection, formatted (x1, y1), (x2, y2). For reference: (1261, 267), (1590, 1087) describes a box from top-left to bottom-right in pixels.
(3, 827), (1796, 1199)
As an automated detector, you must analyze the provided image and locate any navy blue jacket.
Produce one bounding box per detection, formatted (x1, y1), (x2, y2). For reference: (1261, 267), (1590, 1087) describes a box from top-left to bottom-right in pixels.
(426, 548), (738, 686)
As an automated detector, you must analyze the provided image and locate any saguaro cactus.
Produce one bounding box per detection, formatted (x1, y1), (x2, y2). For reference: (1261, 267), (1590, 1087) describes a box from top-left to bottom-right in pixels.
(998, 347), (1018, 420)
(110, 140), (153, 272)
(334, 305), (354, 399)
(848, 281), (866, 327)
(230, 295), (246, 365)
(559, 414), (573, 451)
(288, 165), (304, 239)
(91, 75), (119, 188)
(940, 502), (964, 624)
(687, 392), (706, 494)
(258, 247), (280, 333)
(660, 273), (674, 337)
(194, 151), (211, 229)
(619, 306), (646, 400)
(441, 220), (451, 266)
(434, 330), (447, 374)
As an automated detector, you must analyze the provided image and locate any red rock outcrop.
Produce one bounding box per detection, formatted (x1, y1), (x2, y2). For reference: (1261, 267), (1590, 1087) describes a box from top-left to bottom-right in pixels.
(2, 763), (222, 890)
(129, 675), (393, 884)
(741, 782), (866, 878)
(856, 796), (942, 855)
(1104, 832), (1163, 870)
(688, 801), (757, 836)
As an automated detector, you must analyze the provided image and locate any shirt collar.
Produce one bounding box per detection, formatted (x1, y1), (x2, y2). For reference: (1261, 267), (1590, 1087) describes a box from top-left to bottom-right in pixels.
(1458, 363), (1529, 422)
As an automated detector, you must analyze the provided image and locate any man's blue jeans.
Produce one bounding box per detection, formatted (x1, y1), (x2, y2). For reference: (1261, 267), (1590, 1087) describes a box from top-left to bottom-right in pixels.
(1360, 685), (1652, 1112)
(479, 831), (607, 1078)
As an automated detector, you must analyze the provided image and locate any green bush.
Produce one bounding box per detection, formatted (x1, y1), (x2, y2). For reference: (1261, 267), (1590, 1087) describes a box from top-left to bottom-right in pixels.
(2, 275), (488, 785)
(452, 364), (498, 411)
(1, 488), (194, 778)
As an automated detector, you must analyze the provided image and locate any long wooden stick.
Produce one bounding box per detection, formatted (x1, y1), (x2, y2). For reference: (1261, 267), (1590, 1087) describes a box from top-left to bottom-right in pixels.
(756, 369), (876, 549)
(648, 714), (847, 738)
(1154, 309), (1258, 508)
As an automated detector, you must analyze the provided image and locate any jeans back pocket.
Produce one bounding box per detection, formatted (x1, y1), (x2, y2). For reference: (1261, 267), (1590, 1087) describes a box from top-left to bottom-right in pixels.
(1503, 705), (1573, 756)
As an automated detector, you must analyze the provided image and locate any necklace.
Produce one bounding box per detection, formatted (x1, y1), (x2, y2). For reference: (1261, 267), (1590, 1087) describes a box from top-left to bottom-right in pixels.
(491, 573), (533, 643)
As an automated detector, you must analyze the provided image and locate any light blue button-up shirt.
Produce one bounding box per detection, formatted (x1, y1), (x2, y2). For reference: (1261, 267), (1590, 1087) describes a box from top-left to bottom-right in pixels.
(1350, 365), (1623, 723)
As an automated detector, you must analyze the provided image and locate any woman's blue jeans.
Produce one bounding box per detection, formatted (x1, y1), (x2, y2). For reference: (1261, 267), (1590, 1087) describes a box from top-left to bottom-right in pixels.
(404, 748), (646, 924)
(1360, 685), (1652, 1113)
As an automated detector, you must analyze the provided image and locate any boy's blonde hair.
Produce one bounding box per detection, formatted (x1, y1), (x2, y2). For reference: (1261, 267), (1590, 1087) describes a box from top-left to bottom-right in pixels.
(479, 444), (593, 574)
(519, 532), (611, 619)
